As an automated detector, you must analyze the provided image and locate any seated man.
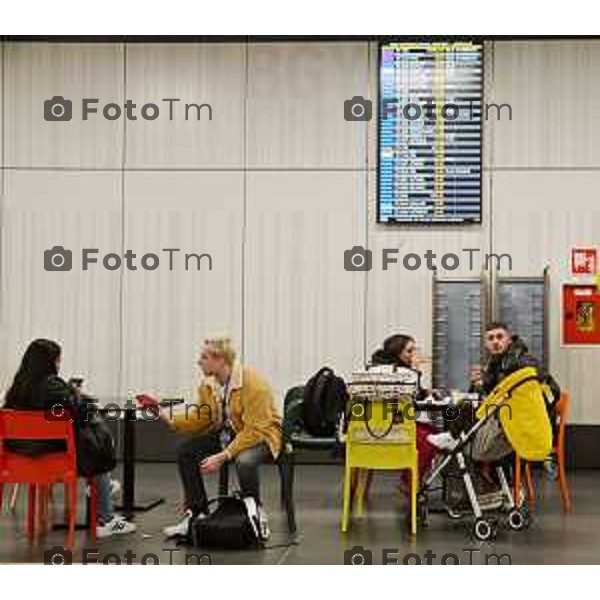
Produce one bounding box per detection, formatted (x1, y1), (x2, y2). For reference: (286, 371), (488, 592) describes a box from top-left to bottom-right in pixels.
(427, 322), (556, 505)
(428, 321), (559, 453)
(159, 335), (282, 540)
(470, 322), (559, 401)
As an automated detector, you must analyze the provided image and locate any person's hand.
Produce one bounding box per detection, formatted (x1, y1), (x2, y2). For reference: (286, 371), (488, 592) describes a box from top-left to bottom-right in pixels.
(136, 393), (162, 419)
(470, 365), (483, 386)
(429, 389), (443, 401)
(200, 452), (228, 475)
(68, 378), (84, 397)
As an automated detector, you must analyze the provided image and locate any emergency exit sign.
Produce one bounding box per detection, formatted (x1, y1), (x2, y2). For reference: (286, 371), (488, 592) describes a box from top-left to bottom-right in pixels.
(571, 247), (597, 276)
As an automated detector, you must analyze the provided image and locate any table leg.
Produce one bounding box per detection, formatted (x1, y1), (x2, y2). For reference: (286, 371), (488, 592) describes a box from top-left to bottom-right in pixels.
(116, 407), (164, 518)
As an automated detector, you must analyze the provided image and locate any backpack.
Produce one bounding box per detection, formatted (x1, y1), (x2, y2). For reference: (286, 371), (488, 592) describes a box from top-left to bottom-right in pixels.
(302, 367), (348, 437)
(188, 495), (262, 550)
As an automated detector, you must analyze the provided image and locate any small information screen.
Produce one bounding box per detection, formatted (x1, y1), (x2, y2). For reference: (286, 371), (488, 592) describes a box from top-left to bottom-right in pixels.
(378, 41), (483, 224)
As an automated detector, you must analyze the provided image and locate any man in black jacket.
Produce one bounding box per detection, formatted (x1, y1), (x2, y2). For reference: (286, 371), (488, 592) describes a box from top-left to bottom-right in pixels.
(470, 322), (560, 399)
(428, 322), (560, 450)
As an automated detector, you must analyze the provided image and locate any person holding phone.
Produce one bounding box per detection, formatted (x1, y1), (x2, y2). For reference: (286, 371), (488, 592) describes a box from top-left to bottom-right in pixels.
(157, 335), (282, 541)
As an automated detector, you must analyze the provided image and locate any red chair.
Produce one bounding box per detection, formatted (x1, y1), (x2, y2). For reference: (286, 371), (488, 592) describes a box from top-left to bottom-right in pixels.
(0, 410), (97, 548)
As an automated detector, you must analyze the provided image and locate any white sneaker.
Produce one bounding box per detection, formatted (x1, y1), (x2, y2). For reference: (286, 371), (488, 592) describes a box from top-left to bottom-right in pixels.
(257, 505), (270, 541)
(427, 431), (458, 451)
(96, 515), (136, 539)
(162, 510), (193, 539)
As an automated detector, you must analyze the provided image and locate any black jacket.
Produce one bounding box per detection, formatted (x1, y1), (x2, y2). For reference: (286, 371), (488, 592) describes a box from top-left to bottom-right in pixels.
(474, 335), (560, 399)
(3, 375), (78, 456)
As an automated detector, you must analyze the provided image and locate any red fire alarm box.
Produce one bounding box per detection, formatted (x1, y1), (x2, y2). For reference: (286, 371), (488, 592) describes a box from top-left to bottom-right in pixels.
(563, 284), (600, 344)
(571, 247), (598, 276)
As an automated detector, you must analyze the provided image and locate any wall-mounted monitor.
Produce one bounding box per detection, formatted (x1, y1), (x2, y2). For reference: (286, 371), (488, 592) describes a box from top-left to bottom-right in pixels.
(378, 41), (483, 224)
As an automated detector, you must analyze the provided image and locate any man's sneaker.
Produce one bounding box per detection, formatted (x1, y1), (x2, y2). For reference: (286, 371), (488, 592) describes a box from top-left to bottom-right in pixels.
(427, 431), (458, 452)
(96, 515), (136, 539)
(163, 510), (194, 539)
(257, 505), (270, 541)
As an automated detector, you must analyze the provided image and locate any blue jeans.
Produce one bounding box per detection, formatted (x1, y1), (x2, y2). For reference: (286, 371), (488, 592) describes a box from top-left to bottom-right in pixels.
(95, 473), (113, 523)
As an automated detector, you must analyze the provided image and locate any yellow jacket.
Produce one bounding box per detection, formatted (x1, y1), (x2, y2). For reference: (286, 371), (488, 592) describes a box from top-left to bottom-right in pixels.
(169, 362), (282, 459)
(476, 367), (552, 461)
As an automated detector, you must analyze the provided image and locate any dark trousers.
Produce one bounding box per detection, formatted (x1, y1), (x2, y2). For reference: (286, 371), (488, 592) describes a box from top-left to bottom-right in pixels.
(177, 432), (271, 515)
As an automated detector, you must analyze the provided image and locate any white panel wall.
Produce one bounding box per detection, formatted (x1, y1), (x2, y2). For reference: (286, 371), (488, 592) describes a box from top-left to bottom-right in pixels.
(125, 43), (245, 168)
(4, 43), (124, 168)
(493, 40), (600, 167)
(247, 42), (369, 168)
(121, 172), (244, 398)
(244, 172), (367, 400)
(0, 171), (122, 398)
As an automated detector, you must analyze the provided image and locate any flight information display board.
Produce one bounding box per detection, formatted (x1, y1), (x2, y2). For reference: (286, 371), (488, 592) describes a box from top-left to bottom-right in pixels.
(378, 41), (483, 224)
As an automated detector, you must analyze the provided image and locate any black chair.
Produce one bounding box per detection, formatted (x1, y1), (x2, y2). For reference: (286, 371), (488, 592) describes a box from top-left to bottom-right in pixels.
(218, 441), (297, 536)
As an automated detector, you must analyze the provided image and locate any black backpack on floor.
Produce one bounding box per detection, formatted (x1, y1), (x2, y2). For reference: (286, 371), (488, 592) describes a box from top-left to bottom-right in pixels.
(188, 495), (262, 550)
(302, 367), (348, 437)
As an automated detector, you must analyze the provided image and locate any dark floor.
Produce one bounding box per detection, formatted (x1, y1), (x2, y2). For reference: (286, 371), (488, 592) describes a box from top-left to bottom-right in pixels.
(0, 464), (597, 565)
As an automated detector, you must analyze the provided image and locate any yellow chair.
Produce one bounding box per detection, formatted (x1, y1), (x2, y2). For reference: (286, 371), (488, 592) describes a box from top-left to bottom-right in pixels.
(341, 396), (418, 534)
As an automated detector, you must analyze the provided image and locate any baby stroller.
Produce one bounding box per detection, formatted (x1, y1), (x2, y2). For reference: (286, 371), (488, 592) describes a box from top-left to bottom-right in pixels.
(417, 366), (554, 541)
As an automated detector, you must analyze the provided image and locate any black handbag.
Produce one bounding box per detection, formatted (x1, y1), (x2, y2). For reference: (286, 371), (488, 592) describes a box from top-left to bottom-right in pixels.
(189, 495), (262, 550)
(76, 402), (117, 477)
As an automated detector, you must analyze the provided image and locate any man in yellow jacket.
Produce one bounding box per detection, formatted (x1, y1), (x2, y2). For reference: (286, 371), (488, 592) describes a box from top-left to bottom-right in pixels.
(160, 335), (282, 540)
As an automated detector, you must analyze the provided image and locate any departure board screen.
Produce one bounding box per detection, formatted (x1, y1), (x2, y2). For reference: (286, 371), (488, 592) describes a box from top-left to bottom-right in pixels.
(378, 41), (483, 224)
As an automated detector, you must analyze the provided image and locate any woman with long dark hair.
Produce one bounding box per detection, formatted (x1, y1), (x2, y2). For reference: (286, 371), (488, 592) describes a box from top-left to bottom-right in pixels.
(370, 333), (438, 488)
(3, 338), (135, 539)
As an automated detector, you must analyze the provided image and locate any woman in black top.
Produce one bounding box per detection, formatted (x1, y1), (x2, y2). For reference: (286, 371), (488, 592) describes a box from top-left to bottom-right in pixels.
(3, 339), (135, 538)
(370, 334), (438, 480)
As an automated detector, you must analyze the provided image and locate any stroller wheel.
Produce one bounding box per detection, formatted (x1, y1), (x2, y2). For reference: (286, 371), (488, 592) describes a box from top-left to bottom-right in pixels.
(446, 506), (463, 520)
(473, 518), (495, 542)
(507, 509), (528, 531)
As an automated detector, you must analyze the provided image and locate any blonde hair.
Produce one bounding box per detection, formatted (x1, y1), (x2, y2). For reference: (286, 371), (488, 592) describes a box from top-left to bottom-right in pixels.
(204, 335), (237, 366)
